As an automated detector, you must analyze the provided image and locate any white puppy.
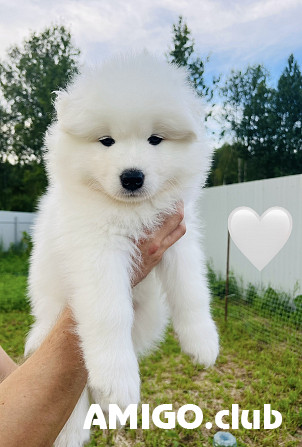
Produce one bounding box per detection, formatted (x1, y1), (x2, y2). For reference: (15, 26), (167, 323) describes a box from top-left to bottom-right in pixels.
(25, 52), (219, 446)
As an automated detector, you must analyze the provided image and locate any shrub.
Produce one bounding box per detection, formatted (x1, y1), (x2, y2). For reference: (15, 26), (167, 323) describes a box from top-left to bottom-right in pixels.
(245, 283), (257, 305)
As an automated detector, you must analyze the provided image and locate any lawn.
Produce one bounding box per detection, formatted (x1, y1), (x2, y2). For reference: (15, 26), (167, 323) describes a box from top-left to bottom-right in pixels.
(0, 252), (301, 447)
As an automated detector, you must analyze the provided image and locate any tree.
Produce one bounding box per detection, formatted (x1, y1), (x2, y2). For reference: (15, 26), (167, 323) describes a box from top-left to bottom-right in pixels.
(0, 25), (80, 211)
(0, 102), (10, 161)
(0, 25), (80, 163)
(219, 57), (302, 181)
(167, 16), (212, 100)
(220, 65), (278, 180)
(275, 54), (302, 175)
(206, 143), (241, 186)
(0, 161), (47, 211)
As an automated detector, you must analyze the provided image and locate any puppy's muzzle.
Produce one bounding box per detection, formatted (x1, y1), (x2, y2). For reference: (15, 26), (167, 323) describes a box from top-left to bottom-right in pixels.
(120, 169), (145, 191)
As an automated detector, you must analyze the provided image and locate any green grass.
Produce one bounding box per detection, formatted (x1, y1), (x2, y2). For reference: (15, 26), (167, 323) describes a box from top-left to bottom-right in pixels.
(0, 311), (33, 359)
(0, 253), (301, 446)
(0, 250), (30, 312)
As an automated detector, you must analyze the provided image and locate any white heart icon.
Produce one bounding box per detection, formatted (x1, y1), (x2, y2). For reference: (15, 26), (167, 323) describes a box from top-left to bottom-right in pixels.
(228, 207), (292, 271)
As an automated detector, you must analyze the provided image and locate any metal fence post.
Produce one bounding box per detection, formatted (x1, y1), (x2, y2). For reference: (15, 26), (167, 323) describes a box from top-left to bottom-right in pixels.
(225, 230), (230, 322)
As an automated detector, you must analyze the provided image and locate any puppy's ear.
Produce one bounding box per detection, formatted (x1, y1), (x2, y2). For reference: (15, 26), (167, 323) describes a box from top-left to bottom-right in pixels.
(53, 89), (84, 136)
(54, 90), (71, 123)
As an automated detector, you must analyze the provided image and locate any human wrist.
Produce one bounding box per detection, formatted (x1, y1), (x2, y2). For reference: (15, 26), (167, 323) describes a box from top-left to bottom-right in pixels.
(43, 307), (87, 380)
(0, 346), (18, 383)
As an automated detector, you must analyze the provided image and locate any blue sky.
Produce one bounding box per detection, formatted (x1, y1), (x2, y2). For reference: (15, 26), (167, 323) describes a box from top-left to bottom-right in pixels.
(0, 0), (301, 82)
(0, 0), (301, 144)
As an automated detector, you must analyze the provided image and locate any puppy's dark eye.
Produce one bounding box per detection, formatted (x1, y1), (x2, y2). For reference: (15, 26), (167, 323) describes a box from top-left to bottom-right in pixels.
(99, 136), (115, 147)
(148, 135), (163, 146)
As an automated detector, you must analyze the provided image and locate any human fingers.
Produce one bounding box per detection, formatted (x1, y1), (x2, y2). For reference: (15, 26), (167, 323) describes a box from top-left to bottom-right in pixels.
(131, 202), (186, 287)
(152, 201), (184, 243)
(162, 221), (186, 249)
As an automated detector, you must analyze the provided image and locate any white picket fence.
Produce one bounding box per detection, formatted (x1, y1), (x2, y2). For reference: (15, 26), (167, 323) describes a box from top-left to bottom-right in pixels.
(198, 173), (302, 296)
(1, 173), (301, 295)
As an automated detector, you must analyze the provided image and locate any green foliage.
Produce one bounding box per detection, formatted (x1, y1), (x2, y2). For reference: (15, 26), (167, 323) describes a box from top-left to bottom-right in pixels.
(220, 65), (277, 180)
(21, 231), (33, 257)
(207, 265), (302, 334)
(207, 143), (242, 186)
(167, 22), (302, 184)
(0, 104), (10, 162)
(245, 283), (258, 305)
(0, 25), (80, 211)
(217, 55), (302, 183)
(293, 294), (302, 311)
(167, 16), (212, 100)
(207, 263), (226, 298)
(207, 262), (241, 301)
(260, 287), (293, 317)
(0, 25), (80, 164)
(0, 160), (47, 211)
(275, 54), (302, 175)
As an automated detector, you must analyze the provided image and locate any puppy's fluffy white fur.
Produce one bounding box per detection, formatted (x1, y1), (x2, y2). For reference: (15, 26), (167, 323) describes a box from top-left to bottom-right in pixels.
(25, 52), (219, 446)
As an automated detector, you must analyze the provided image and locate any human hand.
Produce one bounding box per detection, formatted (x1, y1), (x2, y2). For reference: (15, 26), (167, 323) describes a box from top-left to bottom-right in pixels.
(131, 201), (186, 287)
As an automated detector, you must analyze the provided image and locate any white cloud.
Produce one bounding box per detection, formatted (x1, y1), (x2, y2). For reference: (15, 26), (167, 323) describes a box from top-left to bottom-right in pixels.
(183, 0), (302, 69)
(0, 0), (301, 86)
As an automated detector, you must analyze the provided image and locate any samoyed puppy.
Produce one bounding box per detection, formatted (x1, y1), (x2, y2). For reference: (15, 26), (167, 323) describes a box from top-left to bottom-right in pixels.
(25, 52), (219, 446)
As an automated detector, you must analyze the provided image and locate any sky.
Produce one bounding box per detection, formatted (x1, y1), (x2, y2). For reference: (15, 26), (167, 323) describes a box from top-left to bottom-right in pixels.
(0, 0), (302, 144)
(1, 0), (301, 79)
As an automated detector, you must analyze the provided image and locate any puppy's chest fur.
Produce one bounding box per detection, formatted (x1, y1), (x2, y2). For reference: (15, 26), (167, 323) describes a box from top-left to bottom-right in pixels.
(50, 188), (182, 245)
(38, 189), (184, 299)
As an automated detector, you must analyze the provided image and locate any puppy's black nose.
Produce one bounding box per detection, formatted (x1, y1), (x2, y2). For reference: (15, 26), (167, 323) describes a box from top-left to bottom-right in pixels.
(120, 169), (145, 191)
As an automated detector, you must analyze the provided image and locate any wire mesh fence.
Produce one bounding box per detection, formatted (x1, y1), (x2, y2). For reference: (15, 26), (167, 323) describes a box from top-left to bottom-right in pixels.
(1, 239), (301, 355)
(207, 263), (302, 353)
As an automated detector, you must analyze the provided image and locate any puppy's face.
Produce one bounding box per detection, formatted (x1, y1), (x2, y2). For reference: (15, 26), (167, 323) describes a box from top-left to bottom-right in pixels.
(79, 117), (196, 203)
(49, 54), (209, 203)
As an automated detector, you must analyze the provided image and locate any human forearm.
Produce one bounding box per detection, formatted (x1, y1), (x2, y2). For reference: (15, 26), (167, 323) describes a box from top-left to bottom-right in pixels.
(0, 308), (87, 447)
(0, 203), (186, 446)
(0, 345), (18, 383)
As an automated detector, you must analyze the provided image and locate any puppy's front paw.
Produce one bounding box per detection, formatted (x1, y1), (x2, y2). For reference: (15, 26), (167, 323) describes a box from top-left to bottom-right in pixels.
(90, 360), (140, 412)
(55, 425), (90, 447)
(179, 321), (219, 368)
